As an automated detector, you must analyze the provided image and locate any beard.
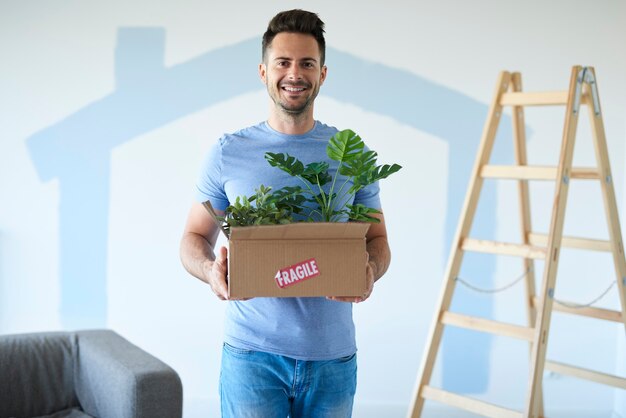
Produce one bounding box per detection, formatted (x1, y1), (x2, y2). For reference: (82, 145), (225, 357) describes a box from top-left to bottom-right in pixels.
(278, 96), (313, 114)
(271, 81), (319, 115)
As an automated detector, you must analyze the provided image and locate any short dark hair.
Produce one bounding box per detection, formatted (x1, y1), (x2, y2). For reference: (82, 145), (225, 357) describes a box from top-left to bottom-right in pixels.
(262, 9), (326, 65)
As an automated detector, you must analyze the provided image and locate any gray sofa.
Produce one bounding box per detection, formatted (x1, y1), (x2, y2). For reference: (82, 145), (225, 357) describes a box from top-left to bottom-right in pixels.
(0, 329), (183, 418)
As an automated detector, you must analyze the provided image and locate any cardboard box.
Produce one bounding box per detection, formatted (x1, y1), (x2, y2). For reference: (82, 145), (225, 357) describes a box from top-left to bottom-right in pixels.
(226, 222), (370, 298)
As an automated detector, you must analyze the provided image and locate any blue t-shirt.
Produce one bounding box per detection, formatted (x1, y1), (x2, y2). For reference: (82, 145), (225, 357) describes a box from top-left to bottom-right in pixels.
(195, 121), (381, 361)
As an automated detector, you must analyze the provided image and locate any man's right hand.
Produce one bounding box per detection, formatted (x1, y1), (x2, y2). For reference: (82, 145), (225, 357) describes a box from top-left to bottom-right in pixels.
(204, 246), (229, 300)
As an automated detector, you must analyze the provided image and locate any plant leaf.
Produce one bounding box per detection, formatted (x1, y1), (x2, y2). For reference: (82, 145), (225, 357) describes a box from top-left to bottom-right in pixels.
(347, 204), (382, 223)
(326, 129), (364, 163)
(339, 150), (377, 177)
(302, 162), (331, 185)
(369, 163), (403, 183)
(348, 163), (402, 194)
(265, 152), (305, 176)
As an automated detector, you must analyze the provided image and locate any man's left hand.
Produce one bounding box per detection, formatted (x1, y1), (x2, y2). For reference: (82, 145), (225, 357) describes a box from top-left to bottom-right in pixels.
(327, 254), (375, 303)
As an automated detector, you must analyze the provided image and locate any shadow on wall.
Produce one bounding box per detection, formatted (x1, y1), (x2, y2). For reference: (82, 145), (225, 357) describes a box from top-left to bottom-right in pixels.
(26, 27), (513, 393)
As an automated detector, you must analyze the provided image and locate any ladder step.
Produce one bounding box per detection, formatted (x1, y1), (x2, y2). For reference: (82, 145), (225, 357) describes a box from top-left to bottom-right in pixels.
(533, 297), (623, 322)
(480, 165), (600, 181)
(545, 361), (626, 389)
(528, 233), (612, 252)
(462, 238), (547, 259)
(441, 312), (535, 341)
(421, 386), (524, 418)
(499, 91), (589, 106)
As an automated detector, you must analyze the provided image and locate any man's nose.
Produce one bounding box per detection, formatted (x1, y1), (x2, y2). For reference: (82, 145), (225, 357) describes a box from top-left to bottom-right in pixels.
(287, 65), (302, 80)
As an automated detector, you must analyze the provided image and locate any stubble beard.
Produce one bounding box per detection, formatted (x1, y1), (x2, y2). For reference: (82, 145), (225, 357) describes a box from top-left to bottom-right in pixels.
(272, 82), (319, 118)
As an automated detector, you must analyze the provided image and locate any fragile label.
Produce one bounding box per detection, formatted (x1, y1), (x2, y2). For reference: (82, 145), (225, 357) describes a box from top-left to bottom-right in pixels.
(274, 258), (320, 288)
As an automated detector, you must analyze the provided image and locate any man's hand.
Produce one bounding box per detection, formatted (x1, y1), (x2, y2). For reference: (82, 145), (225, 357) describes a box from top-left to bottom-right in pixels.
(204, 246), (229, 300)
(326, 212), (390, 304)
(202, 246), (251, 301)
(327, 253), (375, 303)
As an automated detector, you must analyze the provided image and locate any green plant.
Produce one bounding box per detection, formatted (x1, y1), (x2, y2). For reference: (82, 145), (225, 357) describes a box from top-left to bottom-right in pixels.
(218, 185), (306, 236)
(220, 129), (401, 230)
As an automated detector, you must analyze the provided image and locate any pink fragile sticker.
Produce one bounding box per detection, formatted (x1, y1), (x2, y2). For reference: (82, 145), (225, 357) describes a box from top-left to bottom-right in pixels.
(274, 258), (321, 289)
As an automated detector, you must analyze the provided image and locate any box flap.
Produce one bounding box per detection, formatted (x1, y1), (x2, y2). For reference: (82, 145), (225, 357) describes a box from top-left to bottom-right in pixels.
(229, 222), (370, 240)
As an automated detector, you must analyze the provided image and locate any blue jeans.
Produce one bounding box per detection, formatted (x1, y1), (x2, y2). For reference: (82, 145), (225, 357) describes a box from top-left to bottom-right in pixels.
(220, 343), (357, 418)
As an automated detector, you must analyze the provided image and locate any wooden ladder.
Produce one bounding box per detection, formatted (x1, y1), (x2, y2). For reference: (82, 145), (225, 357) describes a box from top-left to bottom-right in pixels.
(408, 66), (626, 418)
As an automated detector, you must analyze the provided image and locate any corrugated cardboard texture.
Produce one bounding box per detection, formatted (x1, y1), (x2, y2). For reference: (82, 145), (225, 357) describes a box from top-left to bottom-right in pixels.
(228, 223), (370, 298)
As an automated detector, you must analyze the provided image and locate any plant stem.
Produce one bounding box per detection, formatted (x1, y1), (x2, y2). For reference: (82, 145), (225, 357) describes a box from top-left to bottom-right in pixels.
(329, 176), (352, 213)
(313, 175), (330, 221)
(327, 165), (340, 215)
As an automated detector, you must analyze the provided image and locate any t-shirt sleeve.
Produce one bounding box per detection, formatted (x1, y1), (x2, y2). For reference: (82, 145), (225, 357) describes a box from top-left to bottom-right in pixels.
(195, 140), (230, 211)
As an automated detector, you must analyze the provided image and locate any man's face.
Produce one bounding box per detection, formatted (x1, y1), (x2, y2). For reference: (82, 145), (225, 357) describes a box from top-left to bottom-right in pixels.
(260, 32), (327, 116)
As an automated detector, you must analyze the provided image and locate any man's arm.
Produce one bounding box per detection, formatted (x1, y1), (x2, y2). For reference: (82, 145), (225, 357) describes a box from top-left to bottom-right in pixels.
(179, 202), (229, 300)
(328, 211), (391, 303)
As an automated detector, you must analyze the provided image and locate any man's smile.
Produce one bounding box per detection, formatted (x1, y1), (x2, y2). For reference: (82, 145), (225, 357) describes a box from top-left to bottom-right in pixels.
(281, 84), (309, 93)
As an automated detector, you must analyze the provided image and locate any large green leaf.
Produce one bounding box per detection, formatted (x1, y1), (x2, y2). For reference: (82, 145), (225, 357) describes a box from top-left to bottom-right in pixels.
(326, 129), (364, 163)
(270, 186), (308, 214)
(302, 162), (331, 186)
(369, 163), (403, 182)
(265, 152), (305, 176)
(339, 150), (377, 177)
(348, 163), (402, 194)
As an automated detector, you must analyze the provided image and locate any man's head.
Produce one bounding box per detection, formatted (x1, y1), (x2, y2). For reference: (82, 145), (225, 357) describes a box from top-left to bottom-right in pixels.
(262, 9), (326, 66)
(259, 9), (328, 125)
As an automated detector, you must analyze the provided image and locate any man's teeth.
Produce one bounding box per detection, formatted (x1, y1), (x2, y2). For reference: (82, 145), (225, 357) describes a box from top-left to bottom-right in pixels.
(284, 87), (305, 92)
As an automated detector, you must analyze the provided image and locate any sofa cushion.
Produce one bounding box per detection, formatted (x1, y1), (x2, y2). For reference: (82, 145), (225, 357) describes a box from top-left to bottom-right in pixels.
(0, 332), (79, 417)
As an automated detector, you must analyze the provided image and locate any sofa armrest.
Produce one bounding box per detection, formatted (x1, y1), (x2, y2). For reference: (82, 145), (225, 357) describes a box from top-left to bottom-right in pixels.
(73, 330), (182, 418)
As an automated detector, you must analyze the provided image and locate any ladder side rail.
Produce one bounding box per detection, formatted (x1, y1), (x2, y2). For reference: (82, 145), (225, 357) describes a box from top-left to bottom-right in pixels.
(584, 67), (626, 330)
(511, 72), (544, 418)
(524, 66), (584, 418)
(408, 71), (512, 418)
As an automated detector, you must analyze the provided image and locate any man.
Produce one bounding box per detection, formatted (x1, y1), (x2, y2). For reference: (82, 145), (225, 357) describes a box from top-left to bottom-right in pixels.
(180, 9), (391, 418)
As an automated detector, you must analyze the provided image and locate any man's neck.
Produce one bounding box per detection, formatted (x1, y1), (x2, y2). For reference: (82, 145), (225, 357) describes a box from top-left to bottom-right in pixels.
(267, 109), (316, 135)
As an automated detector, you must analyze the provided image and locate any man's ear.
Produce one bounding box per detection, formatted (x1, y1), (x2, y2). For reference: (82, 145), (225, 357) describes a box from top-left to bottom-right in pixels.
(320, 65), (328, 86)
(259, 63), (267, 84)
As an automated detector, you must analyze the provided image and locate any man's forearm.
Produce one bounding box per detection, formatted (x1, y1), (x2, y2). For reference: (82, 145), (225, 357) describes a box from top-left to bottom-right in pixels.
(180, 232), (216, 284)
(366, 236), (391, 282)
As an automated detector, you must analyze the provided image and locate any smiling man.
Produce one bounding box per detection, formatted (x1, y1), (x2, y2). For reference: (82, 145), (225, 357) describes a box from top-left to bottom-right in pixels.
(180, 9), (391, 418)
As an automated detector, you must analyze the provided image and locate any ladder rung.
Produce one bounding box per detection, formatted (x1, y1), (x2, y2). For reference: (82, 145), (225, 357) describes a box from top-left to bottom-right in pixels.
(499, 91), (589, 106)
(421, 386), (524, 418)
(462, 238), (547, 259)
(441, 312), (535, 341)
(545, 361), (626, 389)
(500, 91), (568, 106)
(480, 165), (600, 181)
(528, 233), (611, 252)
(533, 296), (623, 322)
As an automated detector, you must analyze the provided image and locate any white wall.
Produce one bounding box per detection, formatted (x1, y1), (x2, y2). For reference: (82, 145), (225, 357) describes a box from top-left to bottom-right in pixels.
(1, 1), (625, 417)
